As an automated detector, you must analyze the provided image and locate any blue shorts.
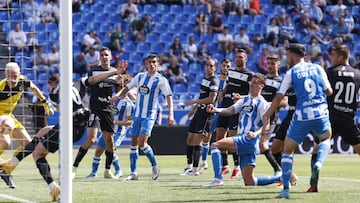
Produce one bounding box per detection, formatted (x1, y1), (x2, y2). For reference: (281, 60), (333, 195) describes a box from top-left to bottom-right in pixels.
(287, 117), (330, 144)
(131, 117), (156, 137)
(233, 135), (258, 169)
(97, 131), (126, 149)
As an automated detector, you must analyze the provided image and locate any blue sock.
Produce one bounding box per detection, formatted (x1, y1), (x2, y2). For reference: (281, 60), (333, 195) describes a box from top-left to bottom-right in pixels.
(129, 146), (138, 173)
(281, 154), (293, 190)
(255, 176), (281, 186)
(141, 144), (157, 167)
(112, 154), (121, 173)
(201, 142), (209, 162)
(211, 147), (222, 180)
(91, 156), (101, 175)
(316, 139), (330, 167)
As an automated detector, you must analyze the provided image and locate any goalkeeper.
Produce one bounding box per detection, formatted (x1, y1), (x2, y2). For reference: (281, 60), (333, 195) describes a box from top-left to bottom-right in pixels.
(0, 62), (53, 161)
(0, 82), (90, 202)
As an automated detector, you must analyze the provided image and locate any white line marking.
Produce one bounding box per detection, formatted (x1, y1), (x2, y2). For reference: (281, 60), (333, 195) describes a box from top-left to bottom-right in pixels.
(0, 194), (37, 203)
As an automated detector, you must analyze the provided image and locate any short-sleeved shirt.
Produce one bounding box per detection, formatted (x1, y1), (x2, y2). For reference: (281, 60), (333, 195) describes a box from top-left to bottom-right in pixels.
(127, 72), (172, 119)
(278, 61), (331, 121)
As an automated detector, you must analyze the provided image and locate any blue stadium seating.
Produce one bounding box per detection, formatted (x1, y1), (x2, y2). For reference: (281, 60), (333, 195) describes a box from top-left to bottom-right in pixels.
(0, 11), (9, 22)
(128, 53), (143, 64)
(175, 14), (189, 24)
(157, 4), (170, 14)
(150, 42), (165, 54)
(136, 42), (150, 54)
(46, 22), (58, 32)
(94, 14), (108, 23)
(183, 5), (196, 15)
(159, 33), (173, 43)
(188, 63), (203, 74)
(144, 4), (156, 14)
(170, 4), (182, 14)
(241, 15), (253, 25)
(173, 84), (187, 93)
(123, 42), (136, 52)
(188, 84), (200, 94)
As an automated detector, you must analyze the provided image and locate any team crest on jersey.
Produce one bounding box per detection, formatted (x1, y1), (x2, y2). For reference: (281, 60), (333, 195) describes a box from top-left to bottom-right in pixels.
(139, 85), (150, 94)
(241, 105), (253, 113)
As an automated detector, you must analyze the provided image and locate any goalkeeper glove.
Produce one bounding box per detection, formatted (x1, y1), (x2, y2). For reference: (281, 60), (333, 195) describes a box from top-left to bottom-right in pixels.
(41, 99), (54, 115)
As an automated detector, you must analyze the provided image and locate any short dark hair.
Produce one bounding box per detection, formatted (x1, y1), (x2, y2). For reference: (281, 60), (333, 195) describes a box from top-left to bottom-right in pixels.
(331, 44), (350, 60)
(266, 54), (280, 61)
(146, 53), (158, 61)
(100, 46), (111, 53)
(286, 43), (306, 57)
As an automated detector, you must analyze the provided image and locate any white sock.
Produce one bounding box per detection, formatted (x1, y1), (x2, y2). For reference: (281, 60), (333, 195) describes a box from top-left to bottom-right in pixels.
(49, 181), (57, 191)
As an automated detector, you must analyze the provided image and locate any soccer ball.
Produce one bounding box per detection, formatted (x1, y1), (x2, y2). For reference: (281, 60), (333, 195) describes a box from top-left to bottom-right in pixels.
(0, 115), (15, 134)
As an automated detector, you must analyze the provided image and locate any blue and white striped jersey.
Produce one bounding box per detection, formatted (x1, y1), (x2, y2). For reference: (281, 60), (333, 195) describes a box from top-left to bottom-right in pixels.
(114, 96), (135, 135)
(278, 62), (331, 121)
(233, 95), (269, 135)
(126, 72), (172, 119)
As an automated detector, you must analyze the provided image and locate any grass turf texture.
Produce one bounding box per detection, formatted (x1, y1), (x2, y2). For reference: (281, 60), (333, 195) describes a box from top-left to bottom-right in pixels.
(0, 149), (359, 203)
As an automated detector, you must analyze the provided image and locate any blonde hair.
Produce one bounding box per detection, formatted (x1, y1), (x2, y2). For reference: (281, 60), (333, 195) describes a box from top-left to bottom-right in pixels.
(5, 62), (20, 73)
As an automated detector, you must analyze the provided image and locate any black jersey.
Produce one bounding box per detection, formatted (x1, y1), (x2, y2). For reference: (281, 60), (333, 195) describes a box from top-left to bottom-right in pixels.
(262, 75), (282, 102)
(285, 87), (296, 109)
(86, 66), (120, 110)
(222, 68), (253, 107)
(198, 75), (219, 108)
(326, 64), (360, 120)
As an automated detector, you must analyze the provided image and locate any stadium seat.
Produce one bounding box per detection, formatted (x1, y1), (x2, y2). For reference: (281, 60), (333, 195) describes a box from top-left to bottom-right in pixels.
(188, 84), (200, 94)
(254, 15), (267, 25)
(157, 4), (170, 14)
(0, 11), (9, 22)
(81, 12), (95, 22)
(154, 23), (167, 34)
(136, 42), (150, 54)
(170, 4), (182, 14)
(227, 15), (241, 26)
(188, 63), (203, 74)
(90, 4), (103, 13)
(173, 84), (187, 93)
(212, 53), (224, 63)
(46, 22), (58, 32)
(10, 11), (23, 21)
(143, 4), (156, 14)
(183, 5), (196, 15)
(37, 73), (49, 87)
(86, 22), (99, 32)
(34, 22), (46, 32)
(159, 33), (173, 43)
(161, 13), (175, 24)
(94, 14), (108, 23)
(199, 34), (213, 44)
(195, 73), (204, 84)
(179, 94), (193, 101)
(150, 42), (165, 54)
(108, 13), (122, 23)
(181, 24), (194, 33)
(99, 23), (112, 34)
(123, 42), (136, 52)
(36, 32), (48, 42)
(48, 31), (59, 43)
(73, 22), (86, 33)
(241, 15), (253, 25)
(128, 53), (143, 64)
(175, 14), (189, 24)
(145, 33), (159, 42)
(261, 5), (273, 16)
(354, 45), (360, 55)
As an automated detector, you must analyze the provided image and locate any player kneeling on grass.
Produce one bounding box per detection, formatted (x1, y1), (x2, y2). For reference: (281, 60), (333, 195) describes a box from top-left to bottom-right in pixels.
(0, 86), (89, 202)
(204, 73), (281, 187)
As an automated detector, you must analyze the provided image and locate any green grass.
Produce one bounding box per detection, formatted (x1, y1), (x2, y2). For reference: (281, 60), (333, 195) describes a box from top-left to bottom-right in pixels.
(0, 149), (359, 203)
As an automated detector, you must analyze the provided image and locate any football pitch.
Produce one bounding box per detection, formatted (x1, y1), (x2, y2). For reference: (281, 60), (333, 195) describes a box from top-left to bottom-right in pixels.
(0, 149), (359, 203)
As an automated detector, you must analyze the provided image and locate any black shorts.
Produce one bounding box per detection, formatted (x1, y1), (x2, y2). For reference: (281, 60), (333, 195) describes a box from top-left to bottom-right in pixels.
(331, 117), (360, 145)
(274, 110), (295, 141)
(40, 126), (59, 153)
(88, 108), (114, 133)
(188, 109), (213, 137)
(216, 113), (239, 131)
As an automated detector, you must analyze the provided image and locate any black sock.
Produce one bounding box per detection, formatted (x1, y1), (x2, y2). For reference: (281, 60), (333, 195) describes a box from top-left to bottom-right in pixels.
(105, 151), (114, 170)
(221, 152), (228, 166)
(232, 152), (239, 166)
(16, 137), (40, 162)
(311, 153), (317, 171)
(263, 149), (281, 172)
(193, 146), (201, 168)
(36, 157), (53, 185)
(73, 147), (88, 168)
(186, 146), (194, 165)
(273, 152), (282, 166)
